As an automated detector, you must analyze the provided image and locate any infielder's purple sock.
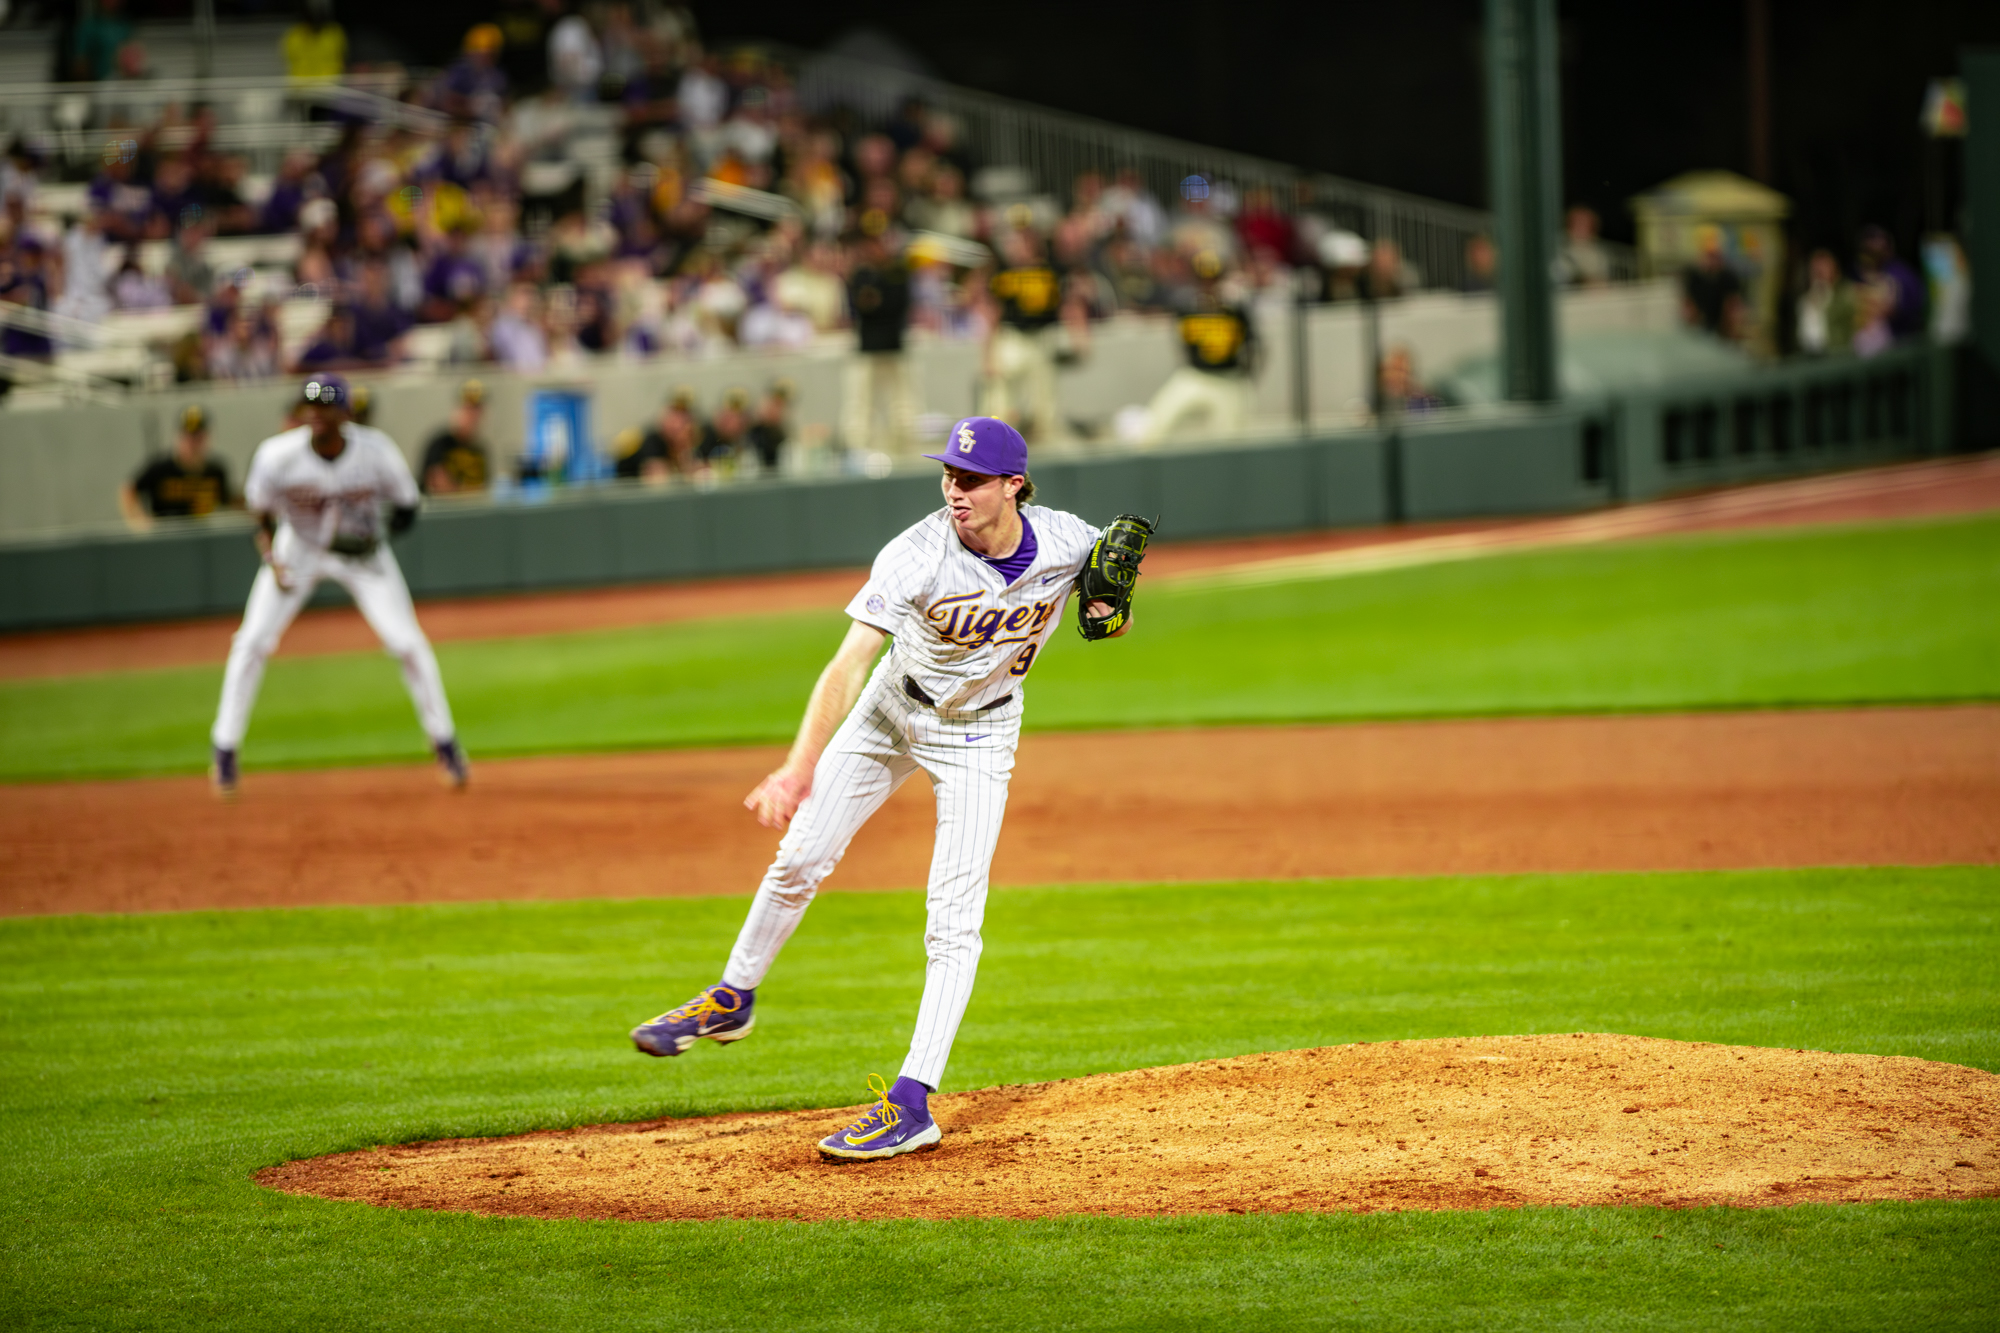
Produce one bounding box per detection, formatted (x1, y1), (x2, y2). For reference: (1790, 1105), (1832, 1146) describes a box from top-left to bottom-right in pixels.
(888, 1076), (932, 1119)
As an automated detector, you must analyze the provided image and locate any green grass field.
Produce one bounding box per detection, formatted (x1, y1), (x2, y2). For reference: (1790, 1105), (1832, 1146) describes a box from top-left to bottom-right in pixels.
(4, 510), (1997, 1330)
(2, 514), (1996, 781)
(2, 867), (1996, 1331)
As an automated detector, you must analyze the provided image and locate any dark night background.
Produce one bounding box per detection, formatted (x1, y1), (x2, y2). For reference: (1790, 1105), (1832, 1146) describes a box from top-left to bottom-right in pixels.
(698, 0), (1998, 257)
(98, 0), (2000, 254)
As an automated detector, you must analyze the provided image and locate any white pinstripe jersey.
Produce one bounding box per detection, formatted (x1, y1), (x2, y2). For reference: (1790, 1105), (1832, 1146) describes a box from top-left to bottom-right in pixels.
(243, 423), (419, 550)
(847, 504), (1102, 711)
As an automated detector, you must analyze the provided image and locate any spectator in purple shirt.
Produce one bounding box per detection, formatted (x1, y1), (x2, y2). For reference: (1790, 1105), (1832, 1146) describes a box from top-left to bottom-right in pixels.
(259, 151), (316, 235)
(606, 169), (654, 244)
(440, 25), (509, 124)
(419, 228), (489, 323)
(0, 239), (54, 360)
(1857, 226), (1927, 343)
(420, 121), (493, 191)
(350, 261), (412, 364)
(148, 155), (200, 241)
(488, 281), (549, 371)
(205, 275), (242, 337)
(292, 306), (361, 372)
(89, 150), (151, 241)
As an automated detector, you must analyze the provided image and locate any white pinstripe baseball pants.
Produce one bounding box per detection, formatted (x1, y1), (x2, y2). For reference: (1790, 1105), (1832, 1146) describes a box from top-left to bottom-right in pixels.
(722, 666), (1021, 1090)
(211, 531), (456, 751)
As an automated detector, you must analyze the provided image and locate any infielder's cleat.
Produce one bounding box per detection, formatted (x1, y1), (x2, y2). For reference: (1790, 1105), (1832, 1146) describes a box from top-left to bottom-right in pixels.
(210, 746), (239, 800)
(631, 983), (755, 1056)
(434, 737), (470, 789)
(818, 1074), (942, 1161)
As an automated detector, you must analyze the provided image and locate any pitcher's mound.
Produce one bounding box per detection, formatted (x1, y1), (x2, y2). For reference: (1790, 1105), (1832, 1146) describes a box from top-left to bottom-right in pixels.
(258, 1034), (1999, 1222)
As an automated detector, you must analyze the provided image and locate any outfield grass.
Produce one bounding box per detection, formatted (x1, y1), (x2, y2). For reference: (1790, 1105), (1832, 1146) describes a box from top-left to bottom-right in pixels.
(1, 866), (1995, 1330)
(2, 514), (1996, 781)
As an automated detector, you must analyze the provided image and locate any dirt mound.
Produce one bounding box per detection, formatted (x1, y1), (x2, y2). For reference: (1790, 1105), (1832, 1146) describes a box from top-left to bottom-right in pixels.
(258, 1034), (2000, 1222)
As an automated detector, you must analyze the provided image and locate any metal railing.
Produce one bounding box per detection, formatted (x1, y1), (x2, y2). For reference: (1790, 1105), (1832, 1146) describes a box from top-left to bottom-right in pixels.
(0, 72), (439, 176)
(793, 50), (1484, 289)
(791, 49), (1640, 293)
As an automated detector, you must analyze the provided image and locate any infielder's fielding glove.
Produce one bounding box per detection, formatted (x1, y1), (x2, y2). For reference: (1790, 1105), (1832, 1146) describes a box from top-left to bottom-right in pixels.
(1076, 513), (1156, 641)
(329, 533), (381, 558)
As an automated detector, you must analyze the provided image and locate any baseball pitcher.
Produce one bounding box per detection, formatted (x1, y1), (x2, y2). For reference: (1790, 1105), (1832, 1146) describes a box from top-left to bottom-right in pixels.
(208, 374), (469, 796)
(630, 416), (1153, 1161)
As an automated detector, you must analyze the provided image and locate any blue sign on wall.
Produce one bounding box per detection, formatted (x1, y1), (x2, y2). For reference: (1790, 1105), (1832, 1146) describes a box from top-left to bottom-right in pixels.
(522, 388), (603, 486)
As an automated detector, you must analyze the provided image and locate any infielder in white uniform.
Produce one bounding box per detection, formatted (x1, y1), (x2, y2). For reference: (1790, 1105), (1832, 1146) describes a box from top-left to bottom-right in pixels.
(208, 374), (468, 797)
(631, 415), (1149, 1161)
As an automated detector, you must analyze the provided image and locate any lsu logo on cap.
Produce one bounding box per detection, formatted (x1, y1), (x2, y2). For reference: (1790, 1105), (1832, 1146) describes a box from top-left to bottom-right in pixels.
(957, 421), (977, 453)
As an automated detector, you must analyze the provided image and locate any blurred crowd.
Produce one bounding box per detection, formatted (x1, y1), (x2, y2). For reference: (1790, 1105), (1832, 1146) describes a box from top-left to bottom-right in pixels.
(1788, 228), (1968, 357)
(6, 0), (1973, 487)
(1676, 220), (1969, 357)
(0, 0), (1502, 400)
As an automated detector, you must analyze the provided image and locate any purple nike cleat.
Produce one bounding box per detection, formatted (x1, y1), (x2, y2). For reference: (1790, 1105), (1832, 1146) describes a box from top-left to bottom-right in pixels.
(630, 983), (755, 1056)
(434, 737), (470, 789)
(818, 1074), (941, 1160)
(210, 746), (239, 799)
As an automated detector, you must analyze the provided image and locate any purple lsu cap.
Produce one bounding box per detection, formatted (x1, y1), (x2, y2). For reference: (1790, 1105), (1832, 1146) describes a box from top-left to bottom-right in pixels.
(922, 416), (1028, 476)
(299, 373), (351, 408)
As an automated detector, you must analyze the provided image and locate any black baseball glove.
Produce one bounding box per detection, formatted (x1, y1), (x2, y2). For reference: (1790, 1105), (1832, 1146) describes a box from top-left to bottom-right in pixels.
(1076, 513), (1157, 641)
(329, 533), (380, 558)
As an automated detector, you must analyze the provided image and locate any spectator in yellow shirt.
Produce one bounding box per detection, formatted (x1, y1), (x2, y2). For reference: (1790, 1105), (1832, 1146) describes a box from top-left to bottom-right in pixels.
(283, 0), (346, 81)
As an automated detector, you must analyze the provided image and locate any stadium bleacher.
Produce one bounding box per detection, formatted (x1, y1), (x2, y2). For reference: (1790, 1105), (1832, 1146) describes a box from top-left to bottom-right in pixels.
(0, 13), (1660, 542)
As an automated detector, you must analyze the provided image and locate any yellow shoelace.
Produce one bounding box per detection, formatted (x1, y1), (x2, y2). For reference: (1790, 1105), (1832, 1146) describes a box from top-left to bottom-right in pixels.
(839, 1073), (901, 1144)
(658, 986), (742, 1024)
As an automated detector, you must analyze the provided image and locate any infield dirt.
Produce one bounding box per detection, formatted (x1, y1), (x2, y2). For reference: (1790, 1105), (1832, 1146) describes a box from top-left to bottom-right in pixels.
(5, 705), (1996, 915)
(258, 1033), (2000, 1221)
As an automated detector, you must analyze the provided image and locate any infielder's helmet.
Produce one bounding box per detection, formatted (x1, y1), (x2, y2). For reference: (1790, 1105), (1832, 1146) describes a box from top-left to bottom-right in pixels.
(299, 374), (351, 409)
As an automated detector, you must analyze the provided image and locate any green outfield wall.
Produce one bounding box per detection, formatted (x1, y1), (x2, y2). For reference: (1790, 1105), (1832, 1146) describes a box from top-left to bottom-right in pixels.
(0, 344), (1955, 633)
